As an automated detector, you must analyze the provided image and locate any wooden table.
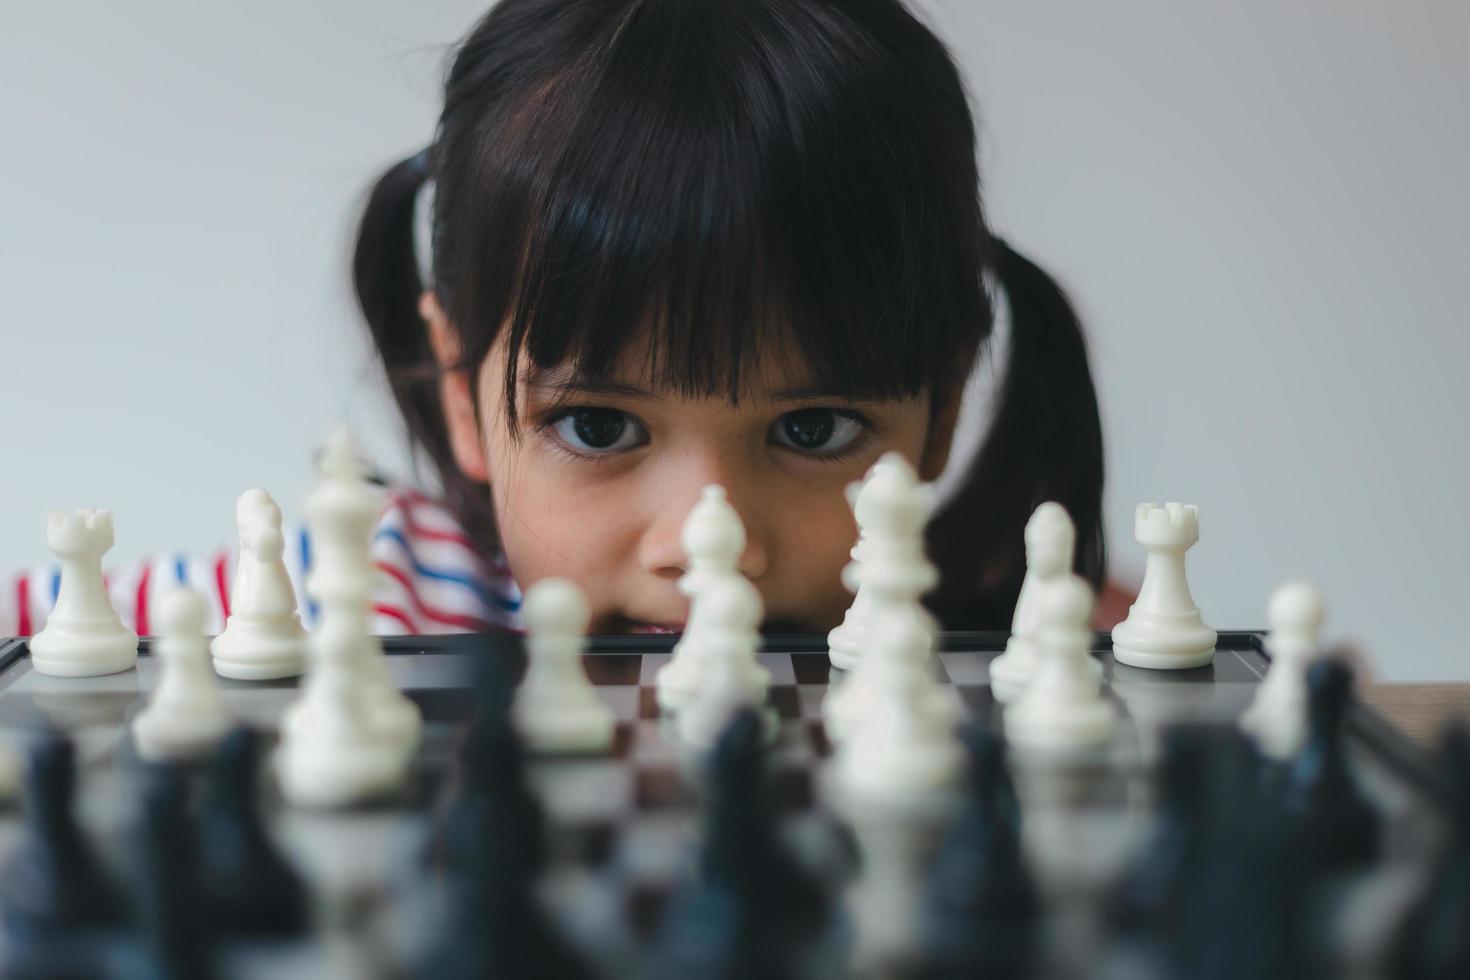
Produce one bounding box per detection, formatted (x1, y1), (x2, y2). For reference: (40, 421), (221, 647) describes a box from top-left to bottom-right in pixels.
(1361, 683), (1470, 746)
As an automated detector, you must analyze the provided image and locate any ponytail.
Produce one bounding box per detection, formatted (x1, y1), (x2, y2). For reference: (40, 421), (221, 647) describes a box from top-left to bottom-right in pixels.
(352, 151), (500, 559)
(924, 239), (1106, 630)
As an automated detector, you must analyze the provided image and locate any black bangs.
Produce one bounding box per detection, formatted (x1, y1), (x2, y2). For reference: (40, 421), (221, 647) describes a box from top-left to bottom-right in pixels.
(429, 0), (993, 433)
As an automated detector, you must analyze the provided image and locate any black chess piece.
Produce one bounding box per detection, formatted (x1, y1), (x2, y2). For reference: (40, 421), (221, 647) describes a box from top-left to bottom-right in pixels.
(1389, 725), (1470, 979)
(1280, 658), (1381, 873)
(197, 726), (309, 936)
(917, 724), (1038, 980)
(114, 762), (216, 980)
(1109, 726), (1217, 932)
(0, 730), (117, 934)
(0, 731), (120, 979)
(1162, 728), (1309, 980)
(650, 709), (834, 980)
(419, 666), (593, 980)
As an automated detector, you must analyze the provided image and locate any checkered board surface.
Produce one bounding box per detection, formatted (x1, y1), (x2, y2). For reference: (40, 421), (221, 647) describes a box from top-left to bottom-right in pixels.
(0, 631), (1455, 979)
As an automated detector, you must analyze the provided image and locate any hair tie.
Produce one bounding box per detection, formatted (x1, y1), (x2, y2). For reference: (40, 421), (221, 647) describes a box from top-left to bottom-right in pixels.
(411, 149), (436, 288)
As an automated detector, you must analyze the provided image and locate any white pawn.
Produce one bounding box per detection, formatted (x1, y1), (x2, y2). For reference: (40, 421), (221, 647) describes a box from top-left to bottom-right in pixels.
(828, 468), (880, 670)
(655, 485), (745, 712)
(212, 489), (308, 680)
(132, 588), (232, 761)
(1239, 581), (1327, 759)
(30, 509), (138, 677)
(1111, 503), (1216, 670)
(1006, 574), (1116, 752)
(275, 613), (413, 807)
(513, 578), (616, 753)
(834, 607), (963, 805)
(676, 574), (772, 749)
(989, 502), (1090, 700)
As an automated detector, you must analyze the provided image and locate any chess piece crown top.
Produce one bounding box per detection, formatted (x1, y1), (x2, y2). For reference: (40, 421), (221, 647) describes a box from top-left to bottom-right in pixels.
(853, 452), (933, 539)
(46, 509), (114, 553)
(1134, 502), (1200, 547)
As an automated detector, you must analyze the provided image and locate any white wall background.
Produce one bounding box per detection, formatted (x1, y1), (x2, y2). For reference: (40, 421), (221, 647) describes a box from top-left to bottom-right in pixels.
(2, 1), (1466, 679)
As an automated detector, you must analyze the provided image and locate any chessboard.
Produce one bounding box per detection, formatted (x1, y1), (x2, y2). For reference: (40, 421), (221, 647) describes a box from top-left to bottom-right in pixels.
(0, 630), (1458, 979)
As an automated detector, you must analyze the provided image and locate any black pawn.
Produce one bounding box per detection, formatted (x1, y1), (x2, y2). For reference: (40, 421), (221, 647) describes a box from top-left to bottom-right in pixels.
(433, 648), (542, 876)
(420, 659), (592, 980)
(1164, 730), (1308, 980)
(1281, 658), (1381, 872)
(1390, 725), (1470, 979)
(197, 726), (308, 936)
(918, 725), (1038, 980)
(1110, 726), (1216, 931)
(0, 731), (117, 933)
(650, 709), (833, 980)
(116, 763), (215, 980)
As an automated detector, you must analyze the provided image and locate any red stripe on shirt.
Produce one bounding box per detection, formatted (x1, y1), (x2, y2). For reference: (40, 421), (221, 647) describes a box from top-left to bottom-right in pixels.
(386, 491), (481, 552)
(213, 553), (231, 621)
(373, 560), (492, 632)
(135, 561), (152, 637)
(373, 602), (416, 634)
(16, 576), (30, 637)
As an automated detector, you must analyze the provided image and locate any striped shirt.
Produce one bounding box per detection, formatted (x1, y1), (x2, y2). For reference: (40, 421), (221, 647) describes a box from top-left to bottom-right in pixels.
(3, 488), (524, 638)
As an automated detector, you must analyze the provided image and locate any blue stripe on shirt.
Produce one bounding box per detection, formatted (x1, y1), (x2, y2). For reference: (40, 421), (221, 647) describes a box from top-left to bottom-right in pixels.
(299, 528), (318, 625)
(371, 527), (518, 612)
(174, 556), (188, 586)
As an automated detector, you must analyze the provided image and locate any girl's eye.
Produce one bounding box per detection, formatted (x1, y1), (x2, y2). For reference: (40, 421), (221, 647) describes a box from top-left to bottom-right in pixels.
(770, 408), (870, 458)
(549, 408), (645, 455)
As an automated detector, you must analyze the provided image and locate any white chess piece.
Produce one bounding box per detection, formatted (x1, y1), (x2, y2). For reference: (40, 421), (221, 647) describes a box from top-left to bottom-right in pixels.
(989, 502), (1087, 700)
(1239, 581), (1327, 759)
(1005, 574), (1116, 752)
(822, 453), (944, 745)
(513, 578), (616, 753)
(1110, 503), (1216, 670)
(828, 469), (881, 670)
(276, 612), (415, 807)
(834, 606), (963, 804)
(655, 485), (746, 712)
(676, 574), (772, 749)
(132, 588), (232, 761)
(211, 489), (308, 680)
(304, 429), (420, 744)
(29, 509), (139, 677)
(276, 426), (420, 807)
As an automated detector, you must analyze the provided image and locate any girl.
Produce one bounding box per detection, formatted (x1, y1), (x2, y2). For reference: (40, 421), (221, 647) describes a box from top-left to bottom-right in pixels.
(7, 0), (1115, 639)
(356, 0), (1108, 636)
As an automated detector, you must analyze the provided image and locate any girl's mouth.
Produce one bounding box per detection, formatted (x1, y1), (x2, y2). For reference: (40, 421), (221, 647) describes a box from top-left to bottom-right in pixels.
(626, 620), (685, 635)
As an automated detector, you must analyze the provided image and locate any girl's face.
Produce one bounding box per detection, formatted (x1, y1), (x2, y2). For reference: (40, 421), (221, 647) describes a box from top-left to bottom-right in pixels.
(426, 295), (961, 634)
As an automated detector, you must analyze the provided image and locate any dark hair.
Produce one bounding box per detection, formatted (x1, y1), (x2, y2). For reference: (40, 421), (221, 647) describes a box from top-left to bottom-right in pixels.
(353, 0), (1105, 628)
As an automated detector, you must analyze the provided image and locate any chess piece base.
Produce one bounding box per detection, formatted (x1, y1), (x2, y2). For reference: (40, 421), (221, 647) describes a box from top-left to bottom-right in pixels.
(211, 621), (308, 680)
(29, 623), (138, 678)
